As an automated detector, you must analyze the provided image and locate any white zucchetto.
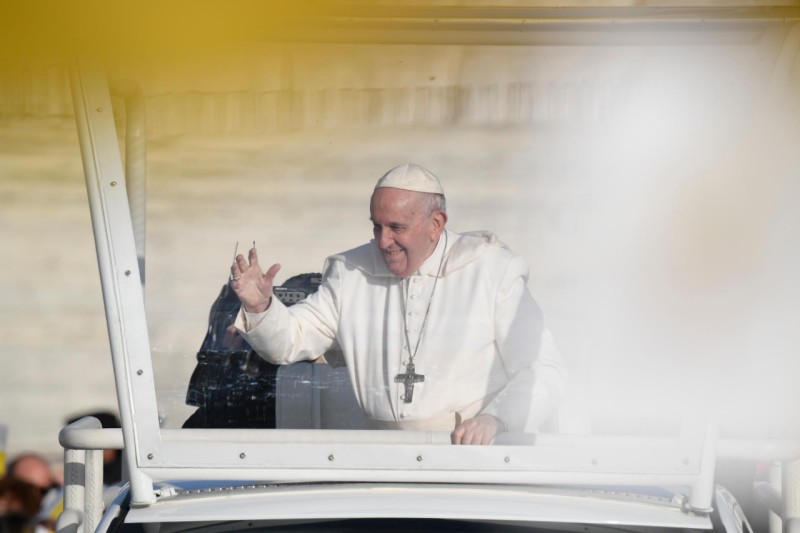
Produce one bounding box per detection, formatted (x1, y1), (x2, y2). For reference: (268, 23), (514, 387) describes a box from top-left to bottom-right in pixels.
(374, 163), (445, 195)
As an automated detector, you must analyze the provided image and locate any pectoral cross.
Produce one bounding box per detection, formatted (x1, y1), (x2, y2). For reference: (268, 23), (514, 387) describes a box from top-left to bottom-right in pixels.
(394, 362), (425, 403)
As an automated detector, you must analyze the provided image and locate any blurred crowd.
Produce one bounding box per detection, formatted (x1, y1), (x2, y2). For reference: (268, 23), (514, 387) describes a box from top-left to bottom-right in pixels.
(0, 412), (122, 533)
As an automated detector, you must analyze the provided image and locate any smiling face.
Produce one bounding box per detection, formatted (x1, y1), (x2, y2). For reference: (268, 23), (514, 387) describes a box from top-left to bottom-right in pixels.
(370, 187), (447, 277)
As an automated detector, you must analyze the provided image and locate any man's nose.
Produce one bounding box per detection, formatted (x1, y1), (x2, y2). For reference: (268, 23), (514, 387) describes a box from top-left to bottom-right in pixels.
(376, 228), (394, 249)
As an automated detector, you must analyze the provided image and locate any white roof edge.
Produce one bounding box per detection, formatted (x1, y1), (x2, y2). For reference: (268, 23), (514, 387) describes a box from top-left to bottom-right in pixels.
(126, 483), (712, 529)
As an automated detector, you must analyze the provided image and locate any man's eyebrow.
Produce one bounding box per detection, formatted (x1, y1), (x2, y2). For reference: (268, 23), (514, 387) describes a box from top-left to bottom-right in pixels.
(370, 219), (405, 228)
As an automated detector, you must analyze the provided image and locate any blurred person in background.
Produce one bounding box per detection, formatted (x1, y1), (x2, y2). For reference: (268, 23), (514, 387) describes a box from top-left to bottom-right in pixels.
(0, 476), (40, 533)
(4, 454), (55, 505)
(1, 453), (57, 533)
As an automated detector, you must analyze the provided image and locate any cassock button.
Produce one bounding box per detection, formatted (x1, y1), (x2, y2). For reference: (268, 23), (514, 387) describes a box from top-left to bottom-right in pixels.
(410, 294), (417, 300)
(400, 412), (408, 419)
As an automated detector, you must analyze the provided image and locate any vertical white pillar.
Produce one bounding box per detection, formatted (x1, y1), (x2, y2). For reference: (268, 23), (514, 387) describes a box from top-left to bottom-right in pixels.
(784, 459), (800, 533)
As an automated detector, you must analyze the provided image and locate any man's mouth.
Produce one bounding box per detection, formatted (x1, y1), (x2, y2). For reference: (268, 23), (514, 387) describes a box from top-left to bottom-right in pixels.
(384, 249), (403, 257)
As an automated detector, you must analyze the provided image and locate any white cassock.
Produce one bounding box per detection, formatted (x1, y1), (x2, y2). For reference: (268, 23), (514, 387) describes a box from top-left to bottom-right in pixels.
(235, 229), (567, 432)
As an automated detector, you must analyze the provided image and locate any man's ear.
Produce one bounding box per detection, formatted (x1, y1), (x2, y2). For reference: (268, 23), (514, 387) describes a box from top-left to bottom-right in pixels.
(432, 210), (447, 235)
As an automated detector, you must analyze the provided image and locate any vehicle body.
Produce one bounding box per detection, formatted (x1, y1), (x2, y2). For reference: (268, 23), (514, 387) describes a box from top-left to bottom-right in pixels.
(57, 2), (800, 533)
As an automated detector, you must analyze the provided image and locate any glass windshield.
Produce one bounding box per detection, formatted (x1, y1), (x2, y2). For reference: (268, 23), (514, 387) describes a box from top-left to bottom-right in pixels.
(107, 35), (799, 441)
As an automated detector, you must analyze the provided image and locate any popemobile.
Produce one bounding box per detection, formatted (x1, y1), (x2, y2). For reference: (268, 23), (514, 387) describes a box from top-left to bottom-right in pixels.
(58, 2), (800, 533)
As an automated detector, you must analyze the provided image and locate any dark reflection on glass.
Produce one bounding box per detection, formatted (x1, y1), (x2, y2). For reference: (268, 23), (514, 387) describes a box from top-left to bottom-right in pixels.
(183, 272), (322, 429)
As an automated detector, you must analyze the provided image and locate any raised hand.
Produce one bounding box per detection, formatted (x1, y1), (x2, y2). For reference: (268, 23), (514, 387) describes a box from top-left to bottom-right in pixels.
(229, 247), (281, 314)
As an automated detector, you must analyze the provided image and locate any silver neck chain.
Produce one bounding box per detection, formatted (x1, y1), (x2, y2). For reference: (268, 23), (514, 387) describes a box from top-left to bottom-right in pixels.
(402, 231), (448, 366)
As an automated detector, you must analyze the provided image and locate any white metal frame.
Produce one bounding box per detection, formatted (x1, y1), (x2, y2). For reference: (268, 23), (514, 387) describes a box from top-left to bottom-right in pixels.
(69, 59), (160, 506)
(68, 59), (727, 506)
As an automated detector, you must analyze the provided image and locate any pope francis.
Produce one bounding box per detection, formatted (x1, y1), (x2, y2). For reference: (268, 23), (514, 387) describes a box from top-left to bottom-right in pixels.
(231, 164), (567, 445)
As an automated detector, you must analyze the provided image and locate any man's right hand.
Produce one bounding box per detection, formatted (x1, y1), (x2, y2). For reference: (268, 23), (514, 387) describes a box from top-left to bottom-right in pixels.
(230, 247), (281, 314)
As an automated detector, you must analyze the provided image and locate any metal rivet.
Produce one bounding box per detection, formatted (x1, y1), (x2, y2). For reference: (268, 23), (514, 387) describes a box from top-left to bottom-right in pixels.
(124, 270), (131, 276)
(504, 456), (511, 463)
(147, 453), (154, 460)
(96, 107), (103, 112)
(239, 452), (246, 459)
(416, 455), (423, 462)
(328, 454), (335, 461)
(137, 369), (143, 375)
(110, 181), (117, 187)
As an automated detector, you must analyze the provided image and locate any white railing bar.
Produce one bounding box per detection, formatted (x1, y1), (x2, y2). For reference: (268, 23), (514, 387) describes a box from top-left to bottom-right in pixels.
(59, 424), (800, 461)
(57, 417), (103, 533)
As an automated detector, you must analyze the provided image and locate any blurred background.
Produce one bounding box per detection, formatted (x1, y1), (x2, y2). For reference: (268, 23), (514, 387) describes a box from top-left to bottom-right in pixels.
(1, 2), (799, 501)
